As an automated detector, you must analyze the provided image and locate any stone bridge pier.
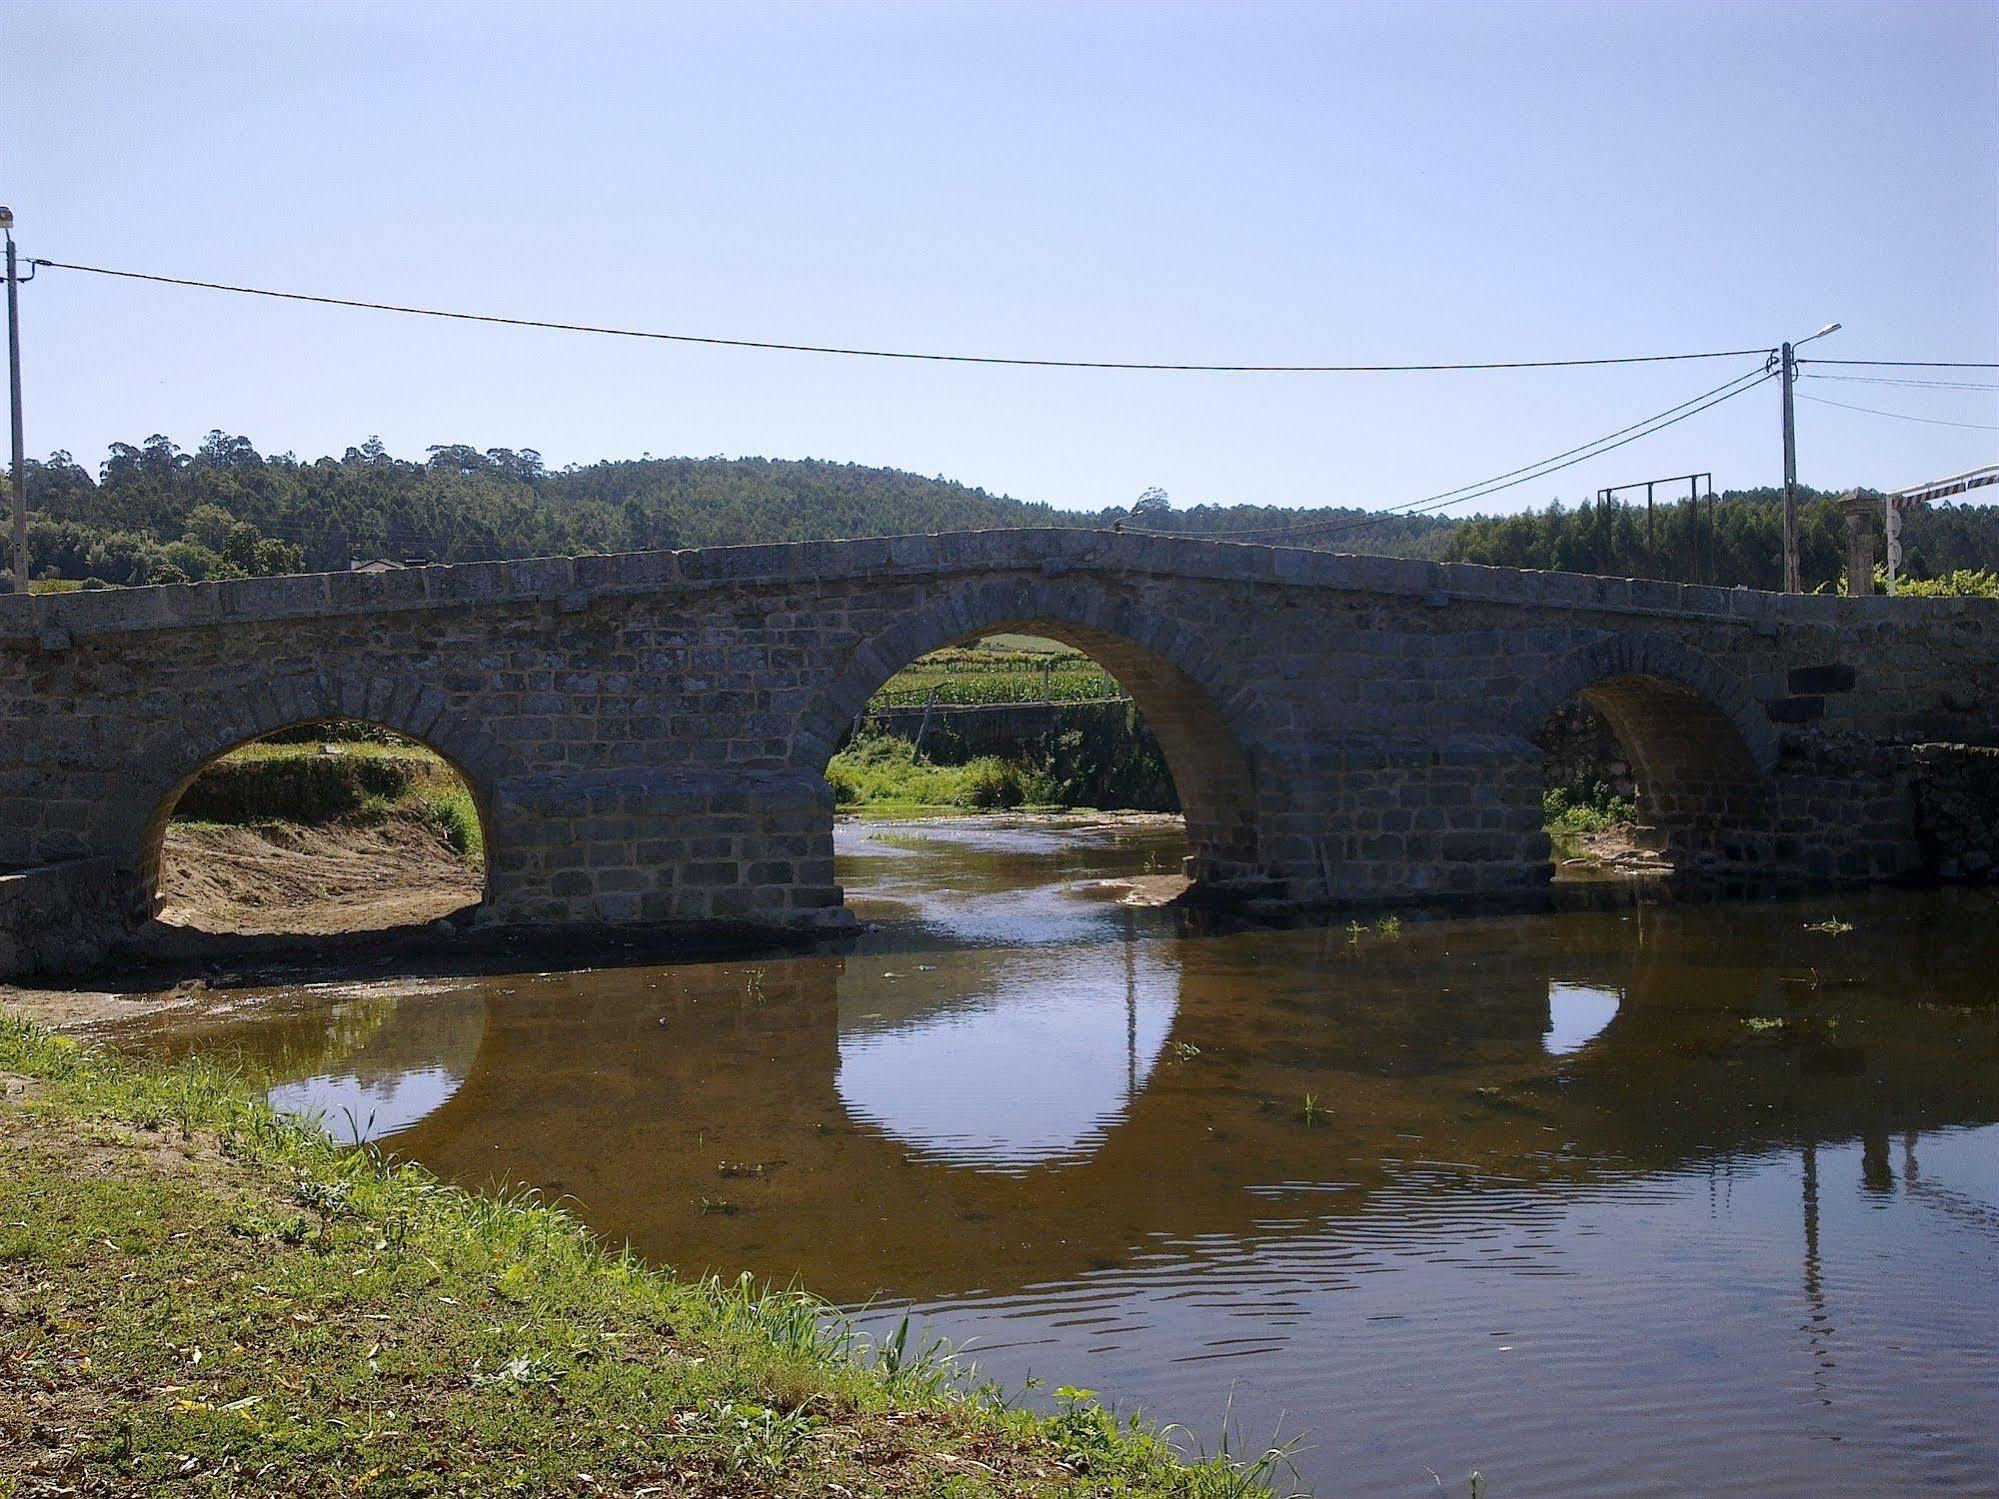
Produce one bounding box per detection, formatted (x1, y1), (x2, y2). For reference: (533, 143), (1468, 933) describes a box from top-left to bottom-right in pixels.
(2, 528), (1996, 974)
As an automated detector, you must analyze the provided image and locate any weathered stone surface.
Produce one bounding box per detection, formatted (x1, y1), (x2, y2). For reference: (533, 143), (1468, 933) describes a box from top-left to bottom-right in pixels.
(1788, 663), (1858, 695)
(1, 527), (1995, 974)
(0, 858), (140, 976)
(1911, 745), (1999, 881)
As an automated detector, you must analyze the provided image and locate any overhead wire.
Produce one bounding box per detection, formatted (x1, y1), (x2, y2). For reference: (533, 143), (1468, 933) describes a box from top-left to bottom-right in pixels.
(26, 257), (1780, 374)
(22, 254), (1991, 559)
(1800, 358), (1999, 370)
(1795, 392), (1999, 431)
(1134, 363), (1775, 543)
(1247, 368), (1777, 543)
(1802, 373), (1999, 392)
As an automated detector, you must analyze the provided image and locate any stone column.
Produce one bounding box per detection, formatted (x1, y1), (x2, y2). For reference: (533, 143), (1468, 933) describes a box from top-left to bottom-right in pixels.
(1840, 490), (1877, 597)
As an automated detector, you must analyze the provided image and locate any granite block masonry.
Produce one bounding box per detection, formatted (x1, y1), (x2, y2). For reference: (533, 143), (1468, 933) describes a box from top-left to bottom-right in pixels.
(2, 527), (1995, 975)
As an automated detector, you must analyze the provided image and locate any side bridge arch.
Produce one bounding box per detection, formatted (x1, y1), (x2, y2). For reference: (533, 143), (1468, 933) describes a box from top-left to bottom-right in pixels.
(116, 671), (506, 915)
(1510, 633), (1779, 868)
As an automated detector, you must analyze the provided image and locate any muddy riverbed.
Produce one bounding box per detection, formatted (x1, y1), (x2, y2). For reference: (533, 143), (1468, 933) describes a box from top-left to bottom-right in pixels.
(32, 818), (1999, 1497)
(159, 819), (482, 935)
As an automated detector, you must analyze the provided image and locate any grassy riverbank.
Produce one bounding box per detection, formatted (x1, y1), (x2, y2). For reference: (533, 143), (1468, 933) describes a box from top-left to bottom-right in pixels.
(0, 1015), (1286, 1498)
(826, 734), (1037, 814)
(834, 636), (1174, 814)
(174, 737), (483, 862)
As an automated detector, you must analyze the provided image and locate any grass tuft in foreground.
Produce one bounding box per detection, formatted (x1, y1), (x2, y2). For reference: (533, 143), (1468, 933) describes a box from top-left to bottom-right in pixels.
(0, 1014), (1293, 1498)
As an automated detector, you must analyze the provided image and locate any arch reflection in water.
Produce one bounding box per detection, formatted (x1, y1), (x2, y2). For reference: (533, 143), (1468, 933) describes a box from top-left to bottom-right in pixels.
(1543, 981), (1621, 1055)
(835, 940), (1178, 1172)
(268, 1066), (464, 1145)
(236, 986), (489, 1144)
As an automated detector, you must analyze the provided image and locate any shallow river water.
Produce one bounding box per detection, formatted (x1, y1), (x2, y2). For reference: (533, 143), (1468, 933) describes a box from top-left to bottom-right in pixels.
(125, 820), (1999, 1497)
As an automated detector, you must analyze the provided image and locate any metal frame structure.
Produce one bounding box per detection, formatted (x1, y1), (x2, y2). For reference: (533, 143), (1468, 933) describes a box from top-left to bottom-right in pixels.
(1595, 470), (1717, 582)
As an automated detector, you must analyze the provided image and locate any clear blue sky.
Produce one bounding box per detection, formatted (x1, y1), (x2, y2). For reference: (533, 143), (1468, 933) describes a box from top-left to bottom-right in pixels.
(7, 0), (1996, 514)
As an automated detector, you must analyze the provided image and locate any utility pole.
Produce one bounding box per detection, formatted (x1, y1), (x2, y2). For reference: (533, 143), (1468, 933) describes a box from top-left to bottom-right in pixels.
(1777, 322), (1841, 594)
(3, 207), (24, 594)
(1780, 340), (1799, 593)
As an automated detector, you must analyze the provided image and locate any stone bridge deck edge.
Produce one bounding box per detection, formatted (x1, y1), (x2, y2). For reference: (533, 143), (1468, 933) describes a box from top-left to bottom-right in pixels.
(3, 527), (1991, 647)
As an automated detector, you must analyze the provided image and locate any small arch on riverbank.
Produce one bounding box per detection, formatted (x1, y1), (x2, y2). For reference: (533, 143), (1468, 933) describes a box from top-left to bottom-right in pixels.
(124, 677), (498, 937)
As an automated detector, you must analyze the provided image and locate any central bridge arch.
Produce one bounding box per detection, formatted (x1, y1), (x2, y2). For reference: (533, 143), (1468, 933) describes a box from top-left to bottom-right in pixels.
(792, 577), (1270, 885)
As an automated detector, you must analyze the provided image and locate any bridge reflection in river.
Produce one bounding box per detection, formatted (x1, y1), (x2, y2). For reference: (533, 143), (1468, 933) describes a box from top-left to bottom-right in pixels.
(126, 819), (1999, 1499)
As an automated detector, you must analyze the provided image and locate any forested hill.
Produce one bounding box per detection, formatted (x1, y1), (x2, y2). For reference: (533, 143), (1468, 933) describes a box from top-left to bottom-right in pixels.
(7, 433), (1458, 587)
(6, 432), (1992, 592)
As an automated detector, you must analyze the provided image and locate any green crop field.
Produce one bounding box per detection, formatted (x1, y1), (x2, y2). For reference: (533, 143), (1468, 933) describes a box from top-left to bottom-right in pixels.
(869, 635), (1123, 707)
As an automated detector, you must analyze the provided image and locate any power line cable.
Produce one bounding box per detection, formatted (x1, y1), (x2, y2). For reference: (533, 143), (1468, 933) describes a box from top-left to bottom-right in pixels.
(1795, 392), (1999, 431)
(1257, 371), (1777, 543)
(1131, 364), (1770, 540)
(1803, 373), (1999, 392)
(26, 256), (1781, 374)
(1142, 364), (1773, 542)
(1800, 358), (1999, 370)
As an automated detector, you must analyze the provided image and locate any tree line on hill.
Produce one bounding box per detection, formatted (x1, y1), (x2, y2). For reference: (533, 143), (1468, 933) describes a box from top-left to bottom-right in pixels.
(2, 431), (1992, 592)
(1440, 487), (1998, 592)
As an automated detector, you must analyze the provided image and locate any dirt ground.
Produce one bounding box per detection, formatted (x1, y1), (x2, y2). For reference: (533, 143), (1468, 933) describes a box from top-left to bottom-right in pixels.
(1557, 824), (1673, 875)
(157, 818), (483, 937)
(1, 819), (486, 1033)
(1070, 872), (1196, 906)
(0, 983), (214, 1033)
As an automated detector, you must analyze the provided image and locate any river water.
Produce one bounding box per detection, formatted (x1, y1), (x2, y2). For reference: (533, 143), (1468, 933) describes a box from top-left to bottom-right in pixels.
(123, 818), (1999, 1497)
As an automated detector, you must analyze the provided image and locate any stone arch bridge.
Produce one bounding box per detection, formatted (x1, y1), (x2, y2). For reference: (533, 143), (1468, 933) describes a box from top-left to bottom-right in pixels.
(2, 529), (1994, 972)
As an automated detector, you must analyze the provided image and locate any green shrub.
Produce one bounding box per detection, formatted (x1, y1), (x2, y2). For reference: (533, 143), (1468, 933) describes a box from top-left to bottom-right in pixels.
(822, 735), (1036, 812)
(1026, 708), (1177, 812)
(420, 784), (485, 859)
(821, 734), (968, 811)
(172, 751), (419, 824)
(824, 759), (862, 806)
(963, 757), (1026, 809)
(1873, 566), (1999, 598)
(1544, 780), (1638, 858)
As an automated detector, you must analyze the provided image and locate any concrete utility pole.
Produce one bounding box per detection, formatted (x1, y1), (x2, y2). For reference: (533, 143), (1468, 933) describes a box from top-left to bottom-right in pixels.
(1778, 322), (1841, 594)
(1780, 341), (1800, 593)
(3, 207), (24, 594)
